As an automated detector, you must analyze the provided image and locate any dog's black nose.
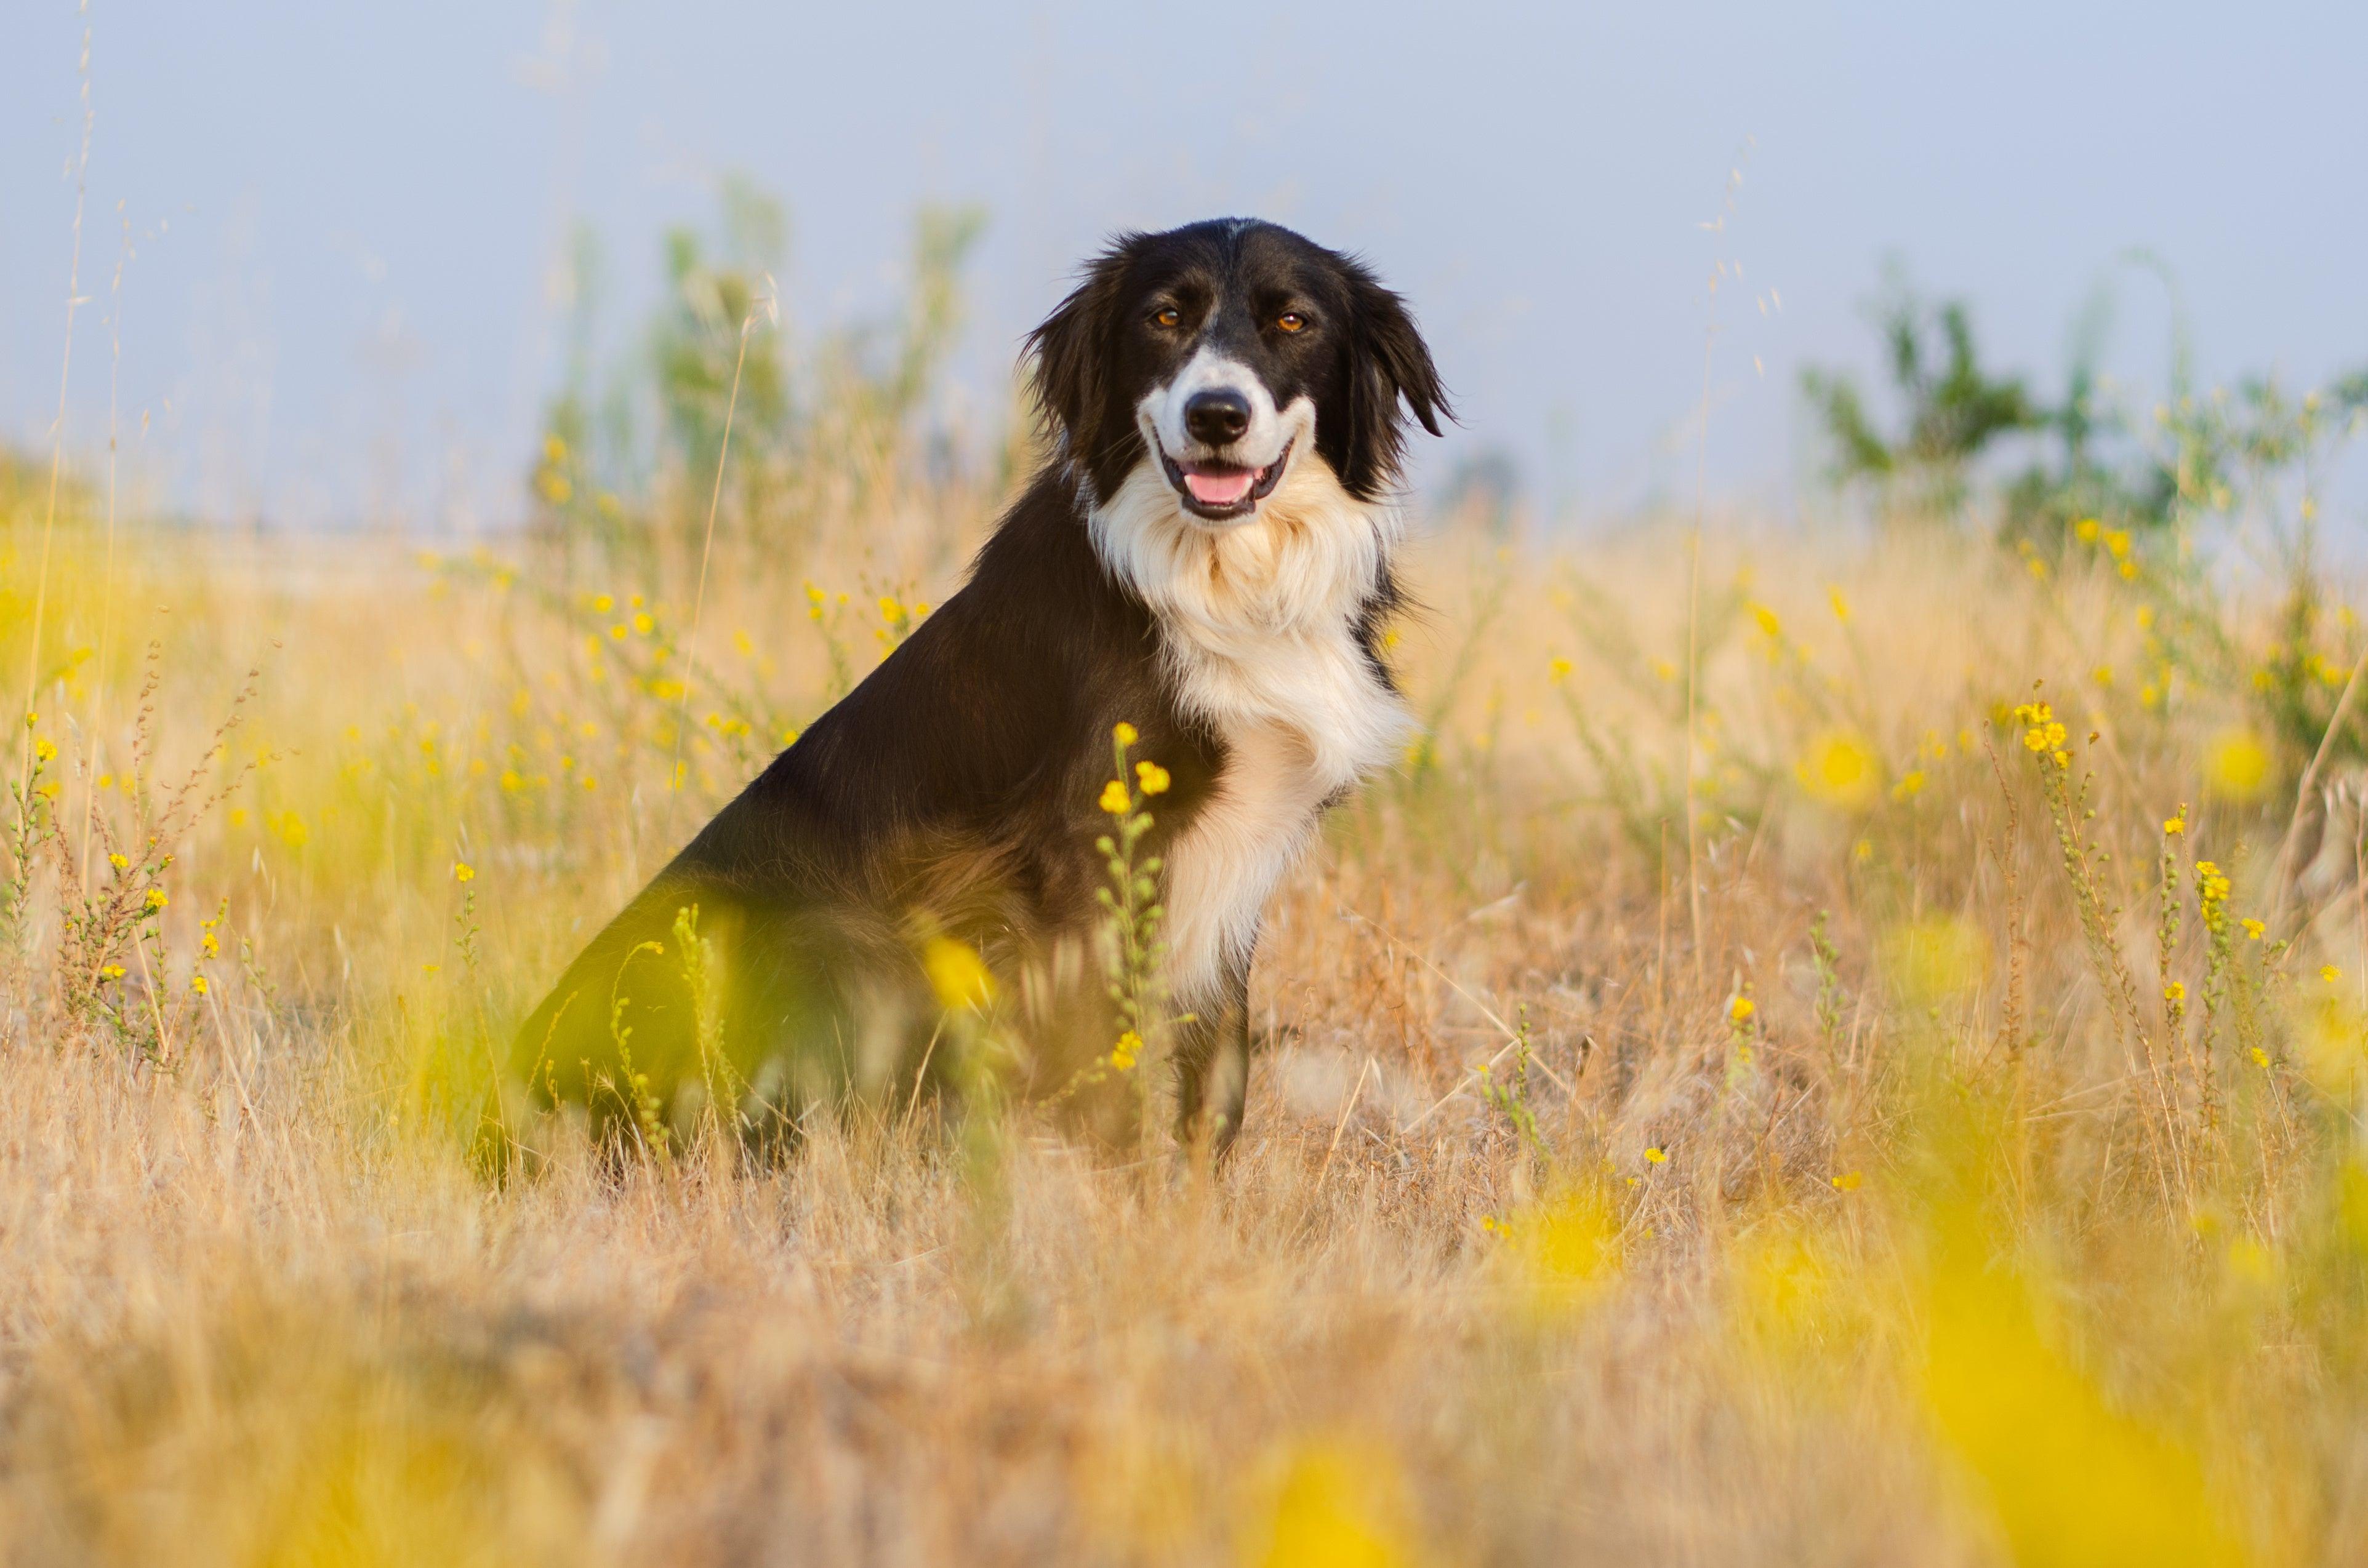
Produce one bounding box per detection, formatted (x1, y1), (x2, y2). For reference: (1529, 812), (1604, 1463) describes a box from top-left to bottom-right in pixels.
(1184, 389), (1252, 446)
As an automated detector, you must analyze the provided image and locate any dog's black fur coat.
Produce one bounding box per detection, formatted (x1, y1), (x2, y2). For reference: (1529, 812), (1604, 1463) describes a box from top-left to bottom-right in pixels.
(514, 218), (1445, 1150)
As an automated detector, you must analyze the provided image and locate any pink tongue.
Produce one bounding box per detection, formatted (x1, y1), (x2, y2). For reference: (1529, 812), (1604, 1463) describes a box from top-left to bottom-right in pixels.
(1185, 469), (1256, 506)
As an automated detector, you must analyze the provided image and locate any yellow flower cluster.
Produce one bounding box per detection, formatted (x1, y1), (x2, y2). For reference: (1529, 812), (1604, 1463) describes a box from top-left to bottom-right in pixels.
(2071, 517), (2139, 579)
(1109, 1030), (1141, 1071)
(2013, 700), (2069, 768)
(2194, 858), (2232, 937)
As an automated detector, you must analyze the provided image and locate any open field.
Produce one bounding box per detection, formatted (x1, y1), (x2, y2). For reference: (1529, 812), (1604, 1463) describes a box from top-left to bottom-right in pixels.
(5, 418), (2368, 1568)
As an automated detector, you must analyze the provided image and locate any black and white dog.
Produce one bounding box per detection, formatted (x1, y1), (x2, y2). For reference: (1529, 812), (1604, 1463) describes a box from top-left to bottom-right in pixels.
(516, 218), (1446, 1153)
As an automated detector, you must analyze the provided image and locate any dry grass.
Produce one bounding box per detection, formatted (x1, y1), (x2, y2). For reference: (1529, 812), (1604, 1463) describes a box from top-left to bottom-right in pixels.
(4, 465), (2368, 1565)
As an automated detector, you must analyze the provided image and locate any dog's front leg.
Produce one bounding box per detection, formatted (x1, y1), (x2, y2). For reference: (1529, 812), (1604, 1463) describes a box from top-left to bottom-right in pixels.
(1173, 945), (1253, 1159)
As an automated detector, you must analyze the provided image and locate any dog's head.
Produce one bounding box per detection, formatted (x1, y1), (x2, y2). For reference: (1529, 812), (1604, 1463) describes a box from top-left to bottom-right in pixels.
(1027, 219), (1448, 522)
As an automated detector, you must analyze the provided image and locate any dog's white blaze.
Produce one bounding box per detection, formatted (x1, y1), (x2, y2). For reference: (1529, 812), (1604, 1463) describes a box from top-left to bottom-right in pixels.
(1138, 346), (1290, 466)
(1090, 441), (1411, 1007)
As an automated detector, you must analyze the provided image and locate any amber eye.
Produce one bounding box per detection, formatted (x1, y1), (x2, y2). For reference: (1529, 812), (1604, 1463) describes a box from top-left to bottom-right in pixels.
(1150, 306), (1181, 329)
(1276, 311), (1307, 334)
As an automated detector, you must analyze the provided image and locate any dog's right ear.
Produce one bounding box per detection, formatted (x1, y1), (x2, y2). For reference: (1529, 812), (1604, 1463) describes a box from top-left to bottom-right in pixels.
(1024, 238), (1136, 467)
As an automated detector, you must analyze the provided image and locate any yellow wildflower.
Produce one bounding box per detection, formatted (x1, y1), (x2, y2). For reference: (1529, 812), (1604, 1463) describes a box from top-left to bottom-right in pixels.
(1098, 779), (1131, 815)
(143, 888), (168, 913)
(452, 862), (476, 883)
(1135, 760), (1171, 795)
(191, 975), (210, 997)
(33, 737), (57, 764)
(923, 937), (996, 1012)
(1113, 721), (1139, 746)
(1644, 1146), (1668, 1165)
(2164, 982), (2186, 1002)
(2241, 918), (2265, 940)
(1797, 730), (1880, 809)
(2323, 965), (2342, 985)
(1547, 655), (1573, 684)
(1110, 1030), (1142, 1071)
(1830, 1170), (1864, 1191)
(1256, 1439), (1411, 1568)
(2162, 812), (2185, 836)
(1728, 996), (1755, 1023)
(108, 852), (129, 871)
(2203, 730), (2271, 801)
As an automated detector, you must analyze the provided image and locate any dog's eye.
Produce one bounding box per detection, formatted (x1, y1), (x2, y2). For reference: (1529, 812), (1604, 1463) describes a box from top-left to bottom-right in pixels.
(1275, 311), (1307, 334)
(1150, 306), (1181, 329)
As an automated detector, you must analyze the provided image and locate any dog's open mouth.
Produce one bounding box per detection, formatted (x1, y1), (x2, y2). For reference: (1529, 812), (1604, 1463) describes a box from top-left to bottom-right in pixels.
(1158, 438), (1293, 521)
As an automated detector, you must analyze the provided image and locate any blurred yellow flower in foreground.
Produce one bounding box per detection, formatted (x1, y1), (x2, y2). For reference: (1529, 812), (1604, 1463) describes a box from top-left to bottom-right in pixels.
(2204, 729), (2271, 802)
(1489, 1185), (1622, 1326)
(2297, 992), (2367, 1099)
(923, 937), (995, 1013)
(1922, 1244), (2247, 1568)
(1252, 1439), (1410, 1568)
(1797, 730), (1880, 810)
(1098, 780), (1131, 815)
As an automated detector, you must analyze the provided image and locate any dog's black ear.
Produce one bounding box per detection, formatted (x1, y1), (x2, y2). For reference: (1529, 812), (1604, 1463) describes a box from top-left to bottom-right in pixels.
(1339, 268), (1451, 499)
(1024, 238), (1136, 471)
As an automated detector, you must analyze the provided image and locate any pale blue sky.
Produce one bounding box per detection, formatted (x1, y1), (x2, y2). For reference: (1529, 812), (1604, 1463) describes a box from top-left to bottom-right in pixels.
(6, 1), (2365, 529)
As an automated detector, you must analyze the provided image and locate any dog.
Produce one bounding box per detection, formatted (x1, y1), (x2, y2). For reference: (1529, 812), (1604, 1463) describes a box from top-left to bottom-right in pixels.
(513, 217), (1446, 1155)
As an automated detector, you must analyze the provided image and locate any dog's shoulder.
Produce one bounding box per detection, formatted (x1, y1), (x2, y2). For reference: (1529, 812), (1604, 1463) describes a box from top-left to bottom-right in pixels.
(673, 471), (1166, 880)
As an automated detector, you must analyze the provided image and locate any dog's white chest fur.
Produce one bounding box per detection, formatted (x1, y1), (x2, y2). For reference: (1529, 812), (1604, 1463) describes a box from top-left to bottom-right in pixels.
(1090, 454), (1411, 1007)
